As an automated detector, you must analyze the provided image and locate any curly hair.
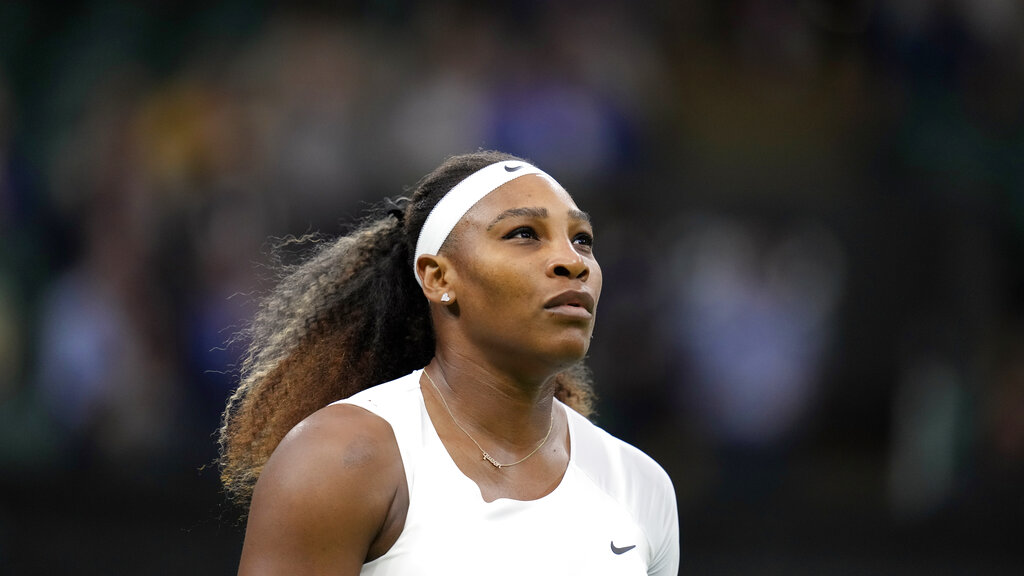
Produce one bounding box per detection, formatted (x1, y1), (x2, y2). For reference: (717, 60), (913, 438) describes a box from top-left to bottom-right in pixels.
(218, 151), (597, 509)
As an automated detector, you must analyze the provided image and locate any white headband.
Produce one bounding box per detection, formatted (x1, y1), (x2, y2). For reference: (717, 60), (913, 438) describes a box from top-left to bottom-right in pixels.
(414, 160), (553, 286)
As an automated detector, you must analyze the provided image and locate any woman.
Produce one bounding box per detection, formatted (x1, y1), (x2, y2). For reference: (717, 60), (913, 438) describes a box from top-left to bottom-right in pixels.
(219, 150), (679, 575)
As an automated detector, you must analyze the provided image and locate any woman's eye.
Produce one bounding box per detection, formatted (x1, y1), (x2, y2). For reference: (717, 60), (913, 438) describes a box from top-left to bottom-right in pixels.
(574, 233), (594, 247)
(504, 227), (538, 240)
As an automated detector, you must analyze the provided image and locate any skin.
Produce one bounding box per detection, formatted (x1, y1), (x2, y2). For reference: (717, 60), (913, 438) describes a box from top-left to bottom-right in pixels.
(238, 174), (602, 575)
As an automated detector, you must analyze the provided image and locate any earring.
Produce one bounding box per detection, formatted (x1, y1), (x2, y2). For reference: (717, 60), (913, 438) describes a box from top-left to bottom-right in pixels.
(441, 293), (451, 303)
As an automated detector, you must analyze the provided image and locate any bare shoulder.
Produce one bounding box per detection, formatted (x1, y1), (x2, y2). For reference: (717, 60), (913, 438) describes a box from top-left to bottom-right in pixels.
(239, 403), (405, 575)
(268, 402), (401, 483)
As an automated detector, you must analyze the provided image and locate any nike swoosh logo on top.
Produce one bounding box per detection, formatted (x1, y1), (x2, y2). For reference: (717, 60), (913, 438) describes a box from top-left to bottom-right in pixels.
(504, 164), (523, 172)
(610, 542), (636, 555)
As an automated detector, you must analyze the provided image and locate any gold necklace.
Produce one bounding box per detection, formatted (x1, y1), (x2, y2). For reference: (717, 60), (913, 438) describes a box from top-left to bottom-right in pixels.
(423, 369), (554, 469)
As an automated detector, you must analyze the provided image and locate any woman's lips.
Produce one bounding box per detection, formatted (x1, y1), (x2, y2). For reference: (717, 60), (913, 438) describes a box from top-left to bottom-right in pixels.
(544, 290), (595, 318)
(545, 304), (593, 318)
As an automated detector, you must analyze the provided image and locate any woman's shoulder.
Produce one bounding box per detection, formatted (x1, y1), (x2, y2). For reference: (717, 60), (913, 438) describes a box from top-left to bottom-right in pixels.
(259, 400), (404, 504)
(253, 370), (422, 511)
(252, 369), (422, 507)
(566, 408), (679, 573)
(567, 407), (674, 497)
(239, 400), (408, 573)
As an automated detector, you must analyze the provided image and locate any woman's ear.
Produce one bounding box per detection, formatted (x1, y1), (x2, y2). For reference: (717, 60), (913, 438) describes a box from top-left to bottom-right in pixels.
(416, 254), (456, 305)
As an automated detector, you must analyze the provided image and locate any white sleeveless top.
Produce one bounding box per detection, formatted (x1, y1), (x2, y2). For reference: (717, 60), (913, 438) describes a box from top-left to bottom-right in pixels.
(334, 370), (679, 576)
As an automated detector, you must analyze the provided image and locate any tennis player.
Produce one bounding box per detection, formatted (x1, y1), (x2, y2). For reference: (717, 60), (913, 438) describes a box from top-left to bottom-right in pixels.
(219, 151), (679, 575)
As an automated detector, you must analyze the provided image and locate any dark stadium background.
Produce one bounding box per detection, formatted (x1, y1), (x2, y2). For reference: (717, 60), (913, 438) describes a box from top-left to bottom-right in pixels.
(1, 1), (1022, 574)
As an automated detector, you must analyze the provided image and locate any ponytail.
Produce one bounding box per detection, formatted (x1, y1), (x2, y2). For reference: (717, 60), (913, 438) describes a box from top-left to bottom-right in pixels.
(218, 151), (595, 509)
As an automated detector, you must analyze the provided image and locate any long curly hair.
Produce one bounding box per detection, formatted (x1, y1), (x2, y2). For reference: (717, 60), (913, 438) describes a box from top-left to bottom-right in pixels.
(218, 150), (596, 510)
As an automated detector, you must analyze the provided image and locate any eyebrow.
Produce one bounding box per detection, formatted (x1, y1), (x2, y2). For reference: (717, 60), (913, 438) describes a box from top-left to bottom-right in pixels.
(486, 207), (592, 230)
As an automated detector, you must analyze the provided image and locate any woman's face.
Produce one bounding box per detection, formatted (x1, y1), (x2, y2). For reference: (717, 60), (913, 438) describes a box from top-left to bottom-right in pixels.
(443, 174), (602, 374)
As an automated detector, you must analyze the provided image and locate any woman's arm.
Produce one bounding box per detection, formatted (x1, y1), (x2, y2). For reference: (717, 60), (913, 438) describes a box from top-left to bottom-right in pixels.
(238, 403), (406, 576)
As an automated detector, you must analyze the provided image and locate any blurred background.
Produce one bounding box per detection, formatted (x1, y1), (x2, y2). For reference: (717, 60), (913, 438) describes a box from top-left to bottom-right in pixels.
(1, 0), (1023, 574)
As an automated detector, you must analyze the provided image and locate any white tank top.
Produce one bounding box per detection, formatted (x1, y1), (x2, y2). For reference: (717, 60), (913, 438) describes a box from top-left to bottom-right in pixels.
(335, 370), (679, 576)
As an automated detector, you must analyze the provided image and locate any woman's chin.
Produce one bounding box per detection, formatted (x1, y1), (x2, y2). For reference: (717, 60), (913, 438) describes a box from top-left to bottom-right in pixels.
(544, 335), (591, 366)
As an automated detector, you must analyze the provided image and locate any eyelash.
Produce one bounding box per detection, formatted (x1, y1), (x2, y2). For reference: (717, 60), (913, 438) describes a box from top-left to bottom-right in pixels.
(503, 227), (595, 248)
(504, 226), (539, 240)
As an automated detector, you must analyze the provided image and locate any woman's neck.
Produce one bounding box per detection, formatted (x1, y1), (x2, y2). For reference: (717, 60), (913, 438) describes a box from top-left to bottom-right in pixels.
(426, 350), (558, 448)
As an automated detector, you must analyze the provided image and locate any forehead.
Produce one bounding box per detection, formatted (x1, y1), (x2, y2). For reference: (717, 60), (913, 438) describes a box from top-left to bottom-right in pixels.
(462, 174), (579, 223)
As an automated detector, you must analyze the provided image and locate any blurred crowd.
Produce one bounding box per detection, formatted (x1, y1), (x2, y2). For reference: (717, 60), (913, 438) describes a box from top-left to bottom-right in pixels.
(1, 0), (1023, 571)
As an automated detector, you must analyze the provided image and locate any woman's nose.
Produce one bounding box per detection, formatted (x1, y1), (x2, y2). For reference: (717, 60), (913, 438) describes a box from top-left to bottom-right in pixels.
(548, 241), (590, 280)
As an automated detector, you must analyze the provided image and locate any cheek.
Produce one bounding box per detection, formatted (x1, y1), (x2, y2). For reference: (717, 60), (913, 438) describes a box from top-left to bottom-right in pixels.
(590, 259), (603, 301)
(457, 254), (534, 315)
(471, 258), (532, 300)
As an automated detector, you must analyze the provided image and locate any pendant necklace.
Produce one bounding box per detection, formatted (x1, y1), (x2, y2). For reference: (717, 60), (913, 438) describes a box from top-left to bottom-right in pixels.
(423, 369), (554, 469)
